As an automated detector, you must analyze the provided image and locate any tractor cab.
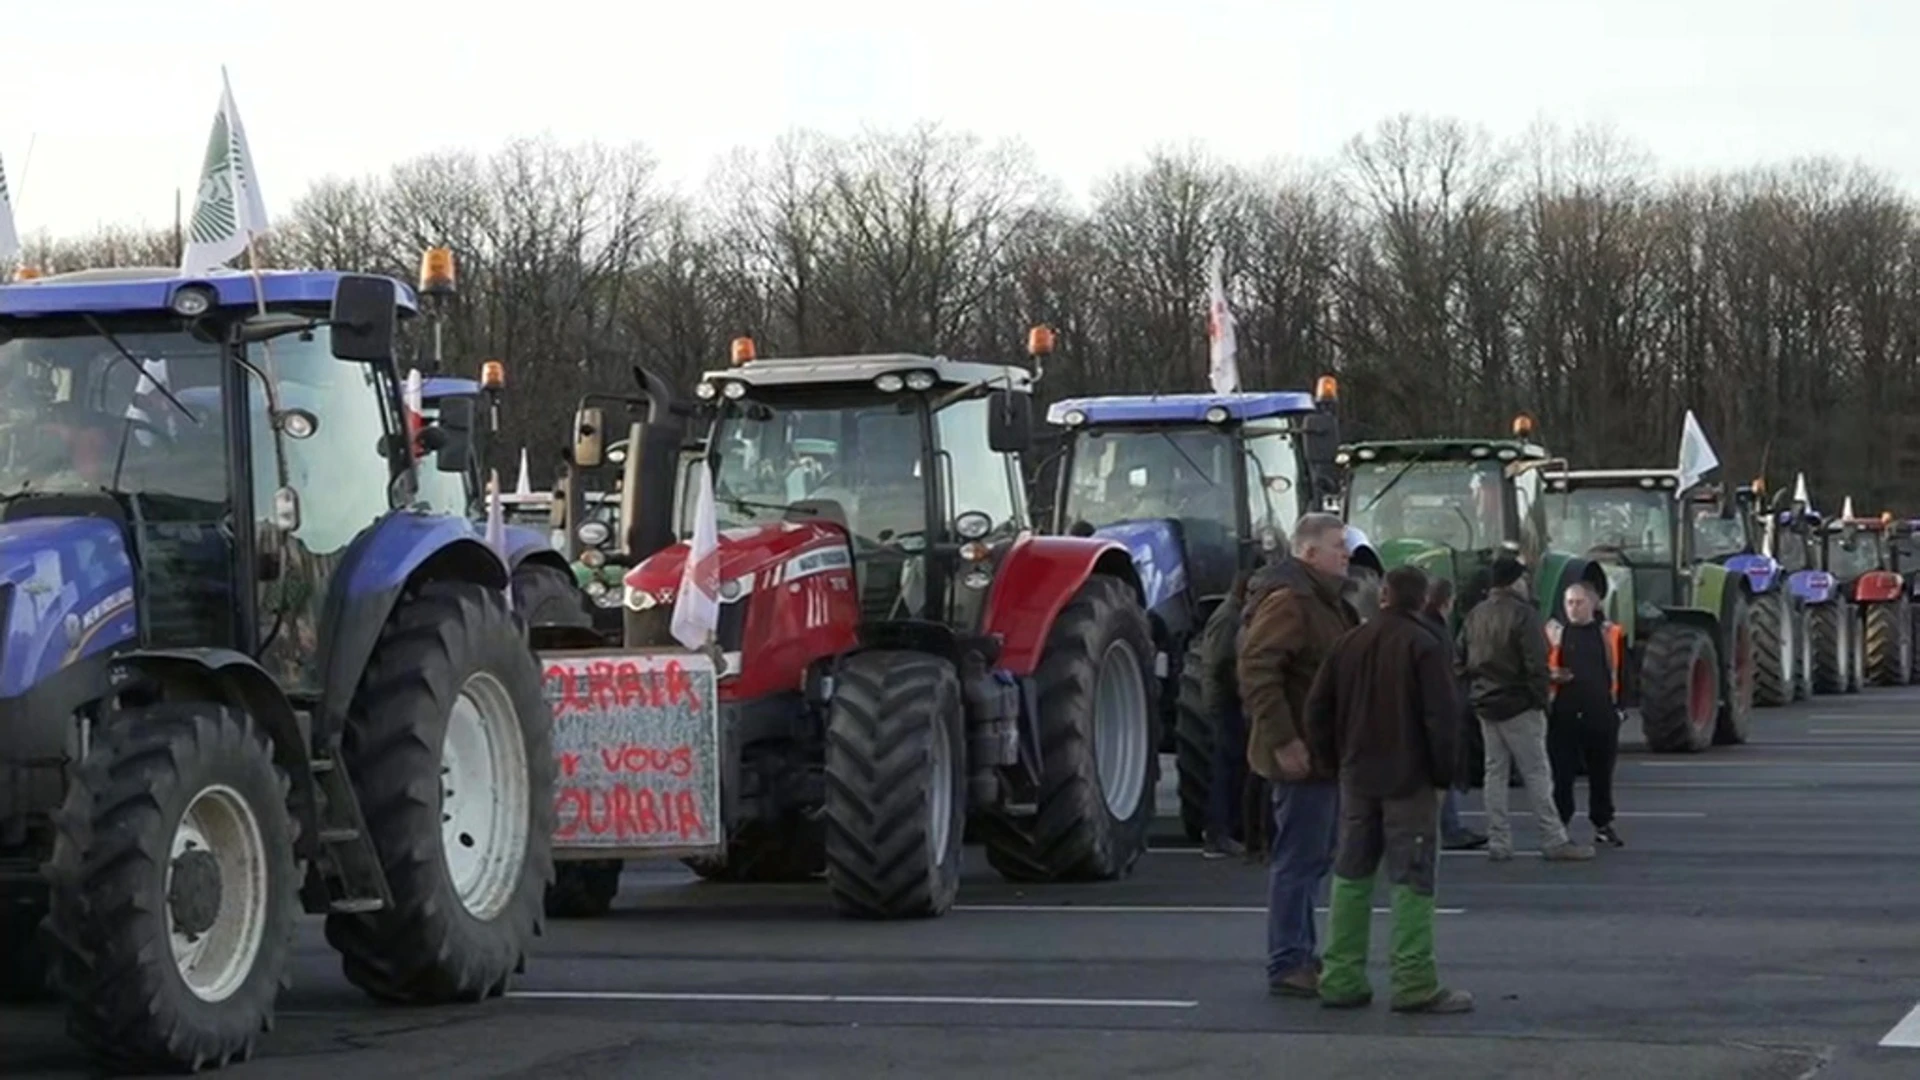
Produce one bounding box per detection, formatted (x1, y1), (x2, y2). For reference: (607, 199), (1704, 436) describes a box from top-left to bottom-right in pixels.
(1818, 505), (1919, 686)
(1819, 507), (1901, 589)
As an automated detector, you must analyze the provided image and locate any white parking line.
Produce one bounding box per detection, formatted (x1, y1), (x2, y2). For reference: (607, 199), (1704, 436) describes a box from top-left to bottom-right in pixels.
(955, 903), (1464, 915)
(1879, 1002), (1920, 1047)
(1453, 811), (1705, 819)
(507, 990), (1198, 1009)
(1630, 760), (1911, 768)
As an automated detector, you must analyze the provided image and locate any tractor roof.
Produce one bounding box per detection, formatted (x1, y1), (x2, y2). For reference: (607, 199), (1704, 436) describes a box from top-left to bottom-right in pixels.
(0, 267), (419, 318)
(421, 376), (479, 400)
(702, 351), (1029, 392)
(1337, 438), (1548, 464)
(1547, 468), (1690, 494)
(1044, 391), (1318, 427)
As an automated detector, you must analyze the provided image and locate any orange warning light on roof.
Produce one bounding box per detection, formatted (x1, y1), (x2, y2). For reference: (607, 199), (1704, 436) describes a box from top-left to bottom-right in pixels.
(480, 360), (505, 390)
(1512, 413), (1536, 438)
(418, 247), (456, 295)
(1314, 375), (1338, 403)
(731, 337), (756, 366)
(1027, 325), (1056, 357)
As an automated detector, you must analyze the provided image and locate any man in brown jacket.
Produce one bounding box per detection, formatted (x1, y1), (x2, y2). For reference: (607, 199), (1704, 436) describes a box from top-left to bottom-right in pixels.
(1306, 566), (1473, 1013)
(1237, 512), (1360, 997)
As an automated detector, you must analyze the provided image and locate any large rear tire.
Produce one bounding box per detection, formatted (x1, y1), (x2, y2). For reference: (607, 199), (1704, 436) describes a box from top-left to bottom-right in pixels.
(326, 580), (555, 1003)
(1173, 636), (1214, 844)
(1640, 625), (1719, 753)
(980, 574), (1157, 883)
(1795, 605), (1814, 700)
(823, 650), (966, 919)
(1, 891), (49, 1001)
(1846, 604), (1867, 693)
(1810, 602), (1847, 694)
(513, 561), (595, 630)
(1865, 598), (1912, 686)
(1751, 591), (1793, 707)
(1714, 593), (1755, 746)
(45, 704), (297, 1073)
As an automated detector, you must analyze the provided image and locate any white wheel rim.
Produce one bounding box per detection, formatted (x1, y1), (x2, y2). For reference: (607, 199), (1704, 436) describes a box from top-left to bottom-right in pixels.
(929, 705), (954, 860)
(1092, 640), (1150, 819)
(442, 672), (531, 920)
(166, 785), (268, 1004)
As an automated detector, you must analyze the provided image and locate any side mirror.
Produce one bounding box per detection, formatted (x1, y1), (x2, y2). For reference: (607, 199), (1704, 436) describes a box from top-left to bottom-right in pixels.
(987, 390), (1032, 454)
(435, 395), (476, 474)
(329, 275), (399, 362)
(574, 406), (605, 469)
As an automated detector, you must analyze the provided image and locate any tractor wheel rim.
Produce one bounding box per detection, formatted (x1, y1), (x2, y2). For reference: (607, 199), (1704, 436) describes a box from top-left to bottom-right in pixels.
(1688, 653), (1715, 732)
(442, 671), (531, 920)
(1093, 639), (1150, 819)
(929, 703), (954, 860)
(166, 784), (268, 1004)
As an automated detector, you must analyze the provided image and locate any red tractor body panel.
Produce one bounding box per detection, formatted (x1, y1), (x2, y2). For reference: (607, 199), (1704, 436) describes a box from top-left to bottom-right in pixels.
(624, 521), (860, 702)
(1853, 568), (1905, 604)
(981, 535), (1138, 676)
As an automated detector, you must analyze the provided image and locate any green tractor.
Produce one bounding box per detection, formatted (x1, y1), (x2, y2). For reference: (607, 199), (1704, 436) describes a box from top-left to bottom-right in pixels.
(1539, 469), (1758, 752)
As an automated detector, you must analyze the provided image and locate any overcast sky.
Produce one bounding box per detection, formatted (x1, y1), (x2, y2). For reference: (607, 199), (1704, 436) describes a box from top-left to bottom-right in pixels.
(7, 0), (1915, 240)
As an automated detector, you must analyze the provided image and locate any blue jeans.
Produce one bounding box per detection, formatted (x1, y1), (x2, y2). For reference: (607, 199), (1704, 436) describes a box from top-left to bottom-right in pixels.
(1440, 786), (1462, 835)
(1266, 780), (1340, 982)
(1206, 705), (1249, 839)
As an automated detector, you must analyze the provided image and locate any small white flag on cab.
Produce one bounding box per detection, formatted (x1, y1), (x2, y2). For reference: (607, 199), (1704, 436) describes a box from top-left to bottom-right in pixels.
(0, 151), (20, 269)
(1676, 409), (1719, 495)
(1792, 472), (1811, 508)
(670, 460), (721, 651)
(181, 67), (271, 274)
(1206, 247), (1239, 395)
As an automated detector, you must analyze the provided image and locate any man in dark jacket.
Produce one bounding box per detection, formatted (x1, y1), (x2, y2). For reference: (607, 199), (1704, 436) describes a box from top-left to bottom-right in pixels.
(1418, 578), (1486, 851)
(1546, 581), (1627, 848)
(1306, 566), (1472, 1013)
(1458, 557), (1594, 862)
(1197, 570), (1255, 859)
(1237, 513), (1360, 997)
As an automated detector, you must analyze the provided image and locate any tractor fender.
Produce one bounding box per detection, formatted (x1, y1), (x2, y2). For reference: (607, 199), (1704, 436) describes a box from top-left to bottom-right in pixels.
(1788, 569), (1836, 606)
(982, 535), (1142, 677)
(1853, 569), (1905, 605)
(1689, 562), (1735, 625)
(1660, 605), (1721, 639)
(315, 512), (511, 744)
(1722, 553), (1781, 595)
(503, 523), (563, 576)
(108, 648), (320, 859)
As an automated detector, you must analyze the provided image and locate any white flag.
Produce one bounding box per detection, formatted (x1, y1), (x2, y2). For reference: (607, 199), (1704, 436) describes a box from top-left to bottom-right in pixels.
(670, 460), (721, 651)
(1676, 409), (1719, 494)
(1842, 496), (1857, 522)
(181, 67), (271, 274)
(0, 151), (19, 269)
(515, 448), (532, 496)
(1792, 472), (1811, 508)
(485, 468), (510, 573)
(1206, 247), (1239, 395)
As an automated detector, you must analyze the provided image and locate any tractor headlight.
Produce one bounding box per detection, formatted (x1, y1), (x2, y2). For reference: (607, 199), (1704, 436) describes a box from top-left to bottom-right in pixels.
(627, 586), (658, 611)
(586, 580), (608, 599)
(1205, 405), (1230, 424)
(722, 380), (747, 400)
(954, 510), (993, 540)
(695, 381), (718, 400)
(905, 370), (936, 391)
(875, 373), (905, 393)
(170, 285), (216, 317)
(580, 548), (606, 570)
(1063, 409), (1087, 427)
(578, 521), (610, 547)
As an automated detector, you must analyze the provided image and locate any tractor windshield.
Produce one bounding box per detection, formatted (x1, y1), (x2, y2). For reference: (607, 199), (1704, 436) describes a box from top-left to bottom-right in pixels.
(1548, 487), (1674, 563)
(1061, 427), (1237, 533)
(1346, 459), (1506, 551)
(0, 319), (228, 510)
(1826, 530), (1883, 580)
(1687, 503), (1749, 562)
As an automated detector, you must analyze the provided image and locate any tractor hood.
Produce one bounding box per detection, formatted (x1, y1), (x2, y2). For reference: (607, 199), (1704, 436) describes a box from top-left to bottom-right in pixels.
(622, 519), (852, 612)
(0, 517), (138, 698)
(1088, 519), (1189, 613)
(1377, 536), (1475, 576)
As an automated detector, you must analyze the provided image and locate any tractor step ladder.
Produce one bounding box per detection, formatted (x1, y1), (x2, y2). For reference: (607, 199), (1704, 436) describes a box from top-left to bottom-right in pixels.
(307, 741), (393, 915)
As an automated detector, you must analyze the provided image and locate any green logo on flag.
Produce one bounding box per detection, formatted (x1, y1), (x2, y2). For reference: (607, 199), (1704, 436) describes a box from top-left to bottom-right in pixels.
(189, 110), (238, 246)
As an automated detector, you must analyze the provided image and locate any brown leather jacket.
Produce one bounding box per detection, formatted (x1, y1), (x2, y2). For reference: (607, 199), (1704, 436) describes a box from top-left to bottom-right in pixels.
(1236, 558), (1360, 783)
(1304, 608), (1461, 797)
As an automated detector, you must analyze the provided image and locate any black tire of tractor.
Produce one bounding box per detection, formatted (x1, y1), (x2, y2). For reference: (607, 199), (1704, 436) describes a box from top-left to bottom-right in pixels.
(1846, 604), (1868, 694)
(822, 650), (967, 919)
(1811, 603), (1847, 694)
(979, 575), (1158, 883)
(1173, 635), (1214, 845)
(1713, 592), (1755, 746)
(682, 815), (826, 883)
(1639, 624), (1720, 753)
(1795, 606), (1815, 700)
(1, 889), (50, 1001)
(44, 703), (298, 1073)
(1751, 591), (1792, 707)
(513, 561), (595, 630)
(544, 861), (624, 918)
(325, 580), (555, 1004)
(1865, 598), (1913, 687)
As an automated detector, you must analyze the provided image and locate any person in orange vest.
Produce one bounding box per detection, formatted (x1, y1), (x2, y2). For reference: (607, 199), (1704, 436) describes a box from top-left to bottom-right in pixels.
(1544, 582), (1627, 848)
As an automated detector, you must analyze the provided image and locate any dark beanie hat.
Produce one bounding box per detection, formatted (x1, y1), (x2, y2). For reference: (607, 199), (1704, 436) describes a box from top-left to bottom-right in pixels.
(1490, 556), (1527, 588)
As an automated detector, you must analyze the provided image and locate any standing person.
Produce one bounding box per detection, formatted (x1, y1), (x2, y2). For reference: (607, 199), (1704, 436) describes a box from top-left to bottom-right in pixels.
(1458, 556), (1595, 862)
(1418, 578), (1487, 851)
(1197, 570), (1255, 859)
(1545, 582), (1627, 848)
(1237, 513), (1360, 997)
(1305, 566), (1473, 1013)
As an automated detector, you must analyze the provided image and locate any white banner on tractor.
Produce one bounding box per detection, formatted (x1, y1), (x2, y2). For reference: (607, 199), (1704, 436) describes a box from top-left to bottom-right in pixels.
(1206, 246), (1239, 395)
(671, 461), (721, 650)
(0, 150), (19, 270)
(182, 67), (271, 275)
(1677, 409), (1719, 495)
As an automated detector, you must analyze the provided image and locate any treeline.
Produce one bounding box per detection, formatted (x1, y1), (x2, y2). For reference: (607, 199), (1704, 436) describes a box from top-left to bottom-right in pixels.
(19, 115), (1920, 510)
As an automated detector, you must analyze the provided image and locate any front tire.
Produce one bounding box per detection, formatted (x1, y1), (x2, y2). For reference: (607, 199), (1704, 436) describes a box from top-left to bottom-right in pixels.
(326, 580), (555, 1003)
(1173, 636), (1214, 844)
(1865, 598), (1912, 686)
(45, 704), (297, 1073)
(1751, 591), (1793, 707)
(823, 650), (966, 919)
(1811, 602), (1847, 694)
(980, 574), (1157, 883)
(1714, 594), (1755, 746)
(1640, 625), (1719, 753)
(513, 561), (595, 631)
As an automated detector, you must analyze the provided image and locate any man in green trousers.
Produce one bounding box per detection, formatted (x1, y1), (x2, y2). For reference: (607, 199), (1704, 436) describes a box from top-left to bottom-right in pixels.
(1303, 564), (1474, 1013)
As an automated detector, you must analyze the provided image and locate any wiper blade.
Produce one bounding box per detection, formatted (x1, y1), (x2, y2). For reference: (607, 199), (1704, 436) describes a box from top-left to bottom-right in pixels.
(1359, 452), (1428, 514)
(79, 314), (199, 424)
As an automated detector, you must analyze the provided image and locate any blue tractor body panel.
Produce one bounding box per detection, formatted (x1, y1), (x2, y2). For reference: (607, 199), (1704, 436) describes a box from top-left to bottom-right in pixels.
(1045, 391), (1318, 427)
(1723, 552), (1781, 594)
(0, 518), (138, 698)
(420, 376), (480, 401)
(0, 269), (418, 316)
(1788, 568), (1837, 605)
(344, 511), (511, 598)
(1091, 520), (1189, 625)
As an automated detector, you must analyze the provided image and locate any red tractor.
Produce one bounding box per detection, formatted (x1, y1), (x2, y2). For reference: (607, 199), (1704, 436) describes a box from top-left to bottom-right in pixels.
(540, 330), (1159, 919)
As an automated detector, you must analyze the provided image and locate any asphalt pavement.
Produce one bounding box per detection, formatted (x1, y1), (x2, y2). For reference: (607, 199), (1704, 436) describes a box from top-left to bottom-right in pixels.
(7, 689), (1920, 1079)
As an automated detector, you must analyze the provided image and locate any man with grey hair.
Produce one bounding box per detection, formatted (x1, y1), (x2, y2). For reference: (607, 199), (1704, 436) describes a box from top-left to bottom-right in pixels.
(1237, 512), (1360, 997)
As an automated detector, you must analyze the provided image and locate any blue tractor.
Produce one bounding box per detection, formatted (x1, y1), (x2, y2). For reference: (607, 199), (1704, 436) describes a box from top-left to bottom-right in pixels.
(1041, 376), (1377, 843)
(0, 267), (556, 1071)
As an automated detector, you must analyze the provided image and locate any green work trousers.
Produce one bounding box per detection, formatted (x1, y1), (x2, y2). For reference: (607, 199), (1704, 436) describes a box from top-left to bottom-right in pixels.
(1319, 785), (1443, 1008)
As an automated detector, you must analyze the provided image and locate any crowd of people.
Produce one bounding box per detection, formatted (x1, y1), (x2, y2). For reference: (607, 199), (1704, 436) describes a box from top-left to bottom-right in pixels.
(1195, 513), (1630, 1014)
